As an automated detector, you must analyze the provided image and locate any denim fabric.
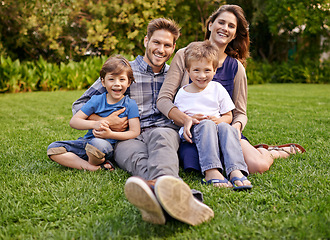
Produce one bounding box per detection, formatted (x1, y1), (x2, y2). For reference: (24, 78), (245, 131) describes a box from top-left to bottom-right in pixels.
(191, 120), (248, 177)
(47, 137), (114, 161)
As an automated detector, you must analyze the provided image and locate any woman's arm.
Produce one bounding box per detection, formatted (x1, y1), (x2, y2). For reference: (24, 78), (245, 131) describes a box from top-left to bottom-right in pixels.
(231, 60), (248, 132)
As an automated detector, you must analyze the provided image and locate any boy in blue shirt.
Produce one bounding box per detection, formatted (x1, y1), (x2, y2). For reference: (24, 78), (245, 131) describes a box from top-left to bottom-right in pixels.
(47, 55), (140, 171)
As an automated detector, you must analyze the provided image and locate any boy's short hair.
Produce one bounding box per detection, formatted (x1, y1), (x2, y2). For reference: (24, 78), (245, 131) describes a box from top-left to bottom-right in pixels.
(100, 55), (135, 84)
(147, 18), (181, 44)
(184, 40), (219, 70)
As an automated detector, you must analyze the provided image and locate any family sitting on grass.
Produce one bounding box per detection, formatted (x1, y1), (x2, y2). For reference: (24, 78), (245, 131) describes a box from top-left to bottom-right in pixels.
(47, 5), (306, 226)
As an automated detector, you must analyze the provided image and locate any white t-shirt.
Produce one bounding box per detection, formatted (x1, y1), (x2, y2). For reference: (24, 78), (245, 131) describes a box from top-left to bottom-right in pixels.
(174, 81), (235, 135)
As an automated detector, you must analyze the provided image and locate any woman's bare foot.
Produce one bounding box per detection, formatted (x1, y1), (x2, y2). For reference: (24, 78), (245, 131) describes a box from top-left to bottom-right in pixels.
(204, 169), (232, 188)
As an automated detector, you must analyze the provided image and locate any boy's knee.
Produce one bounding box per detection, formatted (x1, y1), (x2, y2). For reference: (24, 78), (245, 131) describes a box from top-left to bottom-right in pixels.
(196, 119), (216, 132)
(47, 144), (67, 157)
(87, 139), (113, 159)
(217, 122), (234, 134)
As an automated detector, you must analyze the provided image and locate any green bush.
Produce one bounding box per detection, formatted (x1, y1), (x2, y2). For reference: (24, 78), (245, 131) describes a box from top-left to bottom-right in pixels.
(0, 55), (116, 93)
(0, 55), (328, 93)
(246, 59), (329, 85)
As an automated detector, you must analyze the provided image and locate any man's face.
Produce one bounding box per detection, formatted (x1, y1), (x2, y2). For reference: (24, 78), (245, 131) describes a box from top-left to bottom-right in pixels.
(144, 29), (176, 73)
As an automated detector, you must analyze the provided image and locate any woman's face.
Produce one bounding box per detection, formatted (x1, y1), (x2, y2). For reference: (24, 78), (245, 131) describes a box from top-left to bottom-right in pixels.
(208, 11), (237, 48)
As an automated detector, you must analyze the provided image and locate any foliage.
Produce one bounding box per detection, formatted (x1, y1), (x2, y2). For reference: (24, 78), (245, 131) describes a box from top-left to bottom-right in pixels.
(246, 58), (329, 84)
(248, 0), (329, 62)
(0, 54), (328, 93)
(0, 85), (329, 239)
(0, 0), (328, 63)
(0, 54), (116, 93)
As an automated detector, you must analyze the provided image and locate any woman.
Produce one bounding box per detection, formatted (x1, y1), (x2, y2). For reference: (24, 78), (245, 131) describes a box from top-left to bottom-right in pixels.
(157, 4), (305, 176)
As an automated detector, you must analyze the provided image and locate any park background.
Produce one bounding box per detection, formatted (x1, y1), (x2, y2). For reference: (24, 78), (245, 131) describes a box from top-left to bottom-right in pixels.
(0, 0), (329, 92)
(0, 0), (329, 239)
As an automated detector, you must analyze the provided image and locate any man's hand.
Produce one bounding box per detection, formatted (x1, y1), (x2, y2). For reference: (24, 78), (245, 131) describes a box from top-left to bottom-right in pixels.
(105, 108), (128, 132)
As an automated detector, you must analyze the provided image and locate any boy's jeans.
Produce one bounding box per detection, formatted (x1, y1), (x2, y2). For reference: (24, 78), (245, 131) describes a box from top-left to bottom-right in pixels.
(47, 137), (114, 161)
(191, 120), (249, 177)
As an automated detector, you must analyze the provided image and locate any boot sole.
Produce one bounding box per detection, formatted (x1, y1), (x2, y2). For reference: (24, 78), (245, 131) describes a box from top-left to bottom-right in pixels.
(155, 176), (214, 226)
(124, 177), (166, 225)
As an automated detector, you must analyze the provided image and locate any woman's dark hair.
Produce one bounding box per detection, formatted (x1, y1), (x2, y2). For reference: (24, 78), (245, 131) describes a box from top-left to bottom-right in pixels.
(205, 4), (250, 66)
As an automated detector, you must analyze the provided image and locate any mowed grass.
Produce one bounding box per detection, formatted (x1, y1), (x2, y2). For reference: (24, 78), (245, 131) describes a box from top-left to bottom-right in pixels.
(0, 84), (329, 239)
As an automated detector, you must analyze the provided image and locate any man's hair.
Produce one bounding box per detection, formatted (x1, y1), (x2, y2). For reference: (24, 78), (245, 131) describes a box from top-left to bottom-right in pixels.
(184, 40), (219, 70)
(147, 18), (181, 44)
(100, 55), (135, 84)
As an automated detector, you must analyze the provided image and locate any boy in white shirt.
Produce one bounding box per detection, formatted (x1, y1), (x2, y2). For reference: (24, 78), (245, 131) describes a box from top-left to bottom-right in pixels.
(174, 40), (252, 190)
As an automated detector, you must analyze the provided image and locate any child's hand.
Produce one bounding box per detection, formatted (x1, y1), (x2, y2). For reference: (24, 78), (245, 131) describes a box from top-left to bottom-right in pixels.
(207, 116), (221, 125)
(93, 128), (112, 139)
(191, 114), (207, 121)
(93, 120), (110, 131)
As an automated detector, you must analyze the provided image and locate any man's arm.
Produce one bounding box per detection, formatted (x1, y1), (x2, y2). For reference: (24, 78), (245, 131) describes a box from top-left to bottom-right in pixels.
(72, 78), (105, 115)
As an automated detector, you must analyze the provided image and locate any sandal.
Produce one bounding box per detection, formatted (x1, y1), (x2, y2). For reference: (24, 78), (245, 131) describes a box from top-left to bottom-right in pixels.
(99, 160), (115, 170)
(253, 144), (269, 149)
(201, 178), (230, 188)
(254, 143), (306, 155)
(268, 143), (306, 155)
(230, 176), (253, 191)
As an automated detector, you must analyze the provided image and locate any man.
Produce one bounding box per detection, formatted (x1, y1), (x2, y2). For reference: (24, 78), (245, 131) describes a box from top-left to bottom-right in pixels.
(72, 18), (214, 226)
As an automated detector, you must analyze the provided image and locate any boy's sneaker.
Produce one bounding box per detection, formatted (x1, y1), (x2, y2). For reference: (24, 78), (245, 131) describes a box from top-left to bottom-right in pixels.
(154, 175), (214, 226)
(124, 176), (166, 225)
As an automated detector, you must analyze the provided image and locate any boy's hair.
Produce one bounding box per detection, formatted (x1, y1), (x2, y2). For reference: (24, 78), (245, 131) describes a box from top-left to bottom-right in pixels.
(147, 18), (181, 44)
(184, 40), (219, 70)
(100, 55), (135, 84)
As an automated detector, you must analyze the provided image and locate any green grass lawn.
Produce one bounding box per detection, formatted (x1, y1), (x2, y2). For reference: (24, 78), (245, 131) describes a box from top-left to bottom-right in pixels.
(0, 84), (329, 239)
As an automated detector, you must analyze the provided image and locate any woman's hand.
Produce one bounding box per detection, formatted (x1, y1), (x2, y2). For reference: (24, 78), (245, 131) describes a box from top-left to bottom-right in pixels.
(231, 122), (242, 139)
(183, 117), (199, 143)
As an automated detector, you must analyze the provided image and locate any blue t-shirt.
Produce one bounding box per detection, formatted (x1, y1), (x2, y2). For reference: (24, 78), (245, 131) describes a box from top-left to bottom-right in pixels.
(80, 94), (139, 144)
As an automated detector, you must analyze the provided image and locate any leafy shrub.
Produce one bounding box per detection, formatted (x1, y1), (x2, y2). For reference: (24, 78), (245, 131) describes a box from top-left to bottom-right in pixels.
(1, 55), (328, 93)
(246, 59), (329, 85)
(0, 54), (114, 93)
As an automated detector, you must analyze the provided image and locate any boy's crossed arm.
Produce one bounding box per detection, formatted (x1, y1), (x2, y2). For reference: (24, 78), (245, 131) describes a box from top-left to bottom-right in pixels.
(87, 108), (128, 132)
(70, 109), (140, 141)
